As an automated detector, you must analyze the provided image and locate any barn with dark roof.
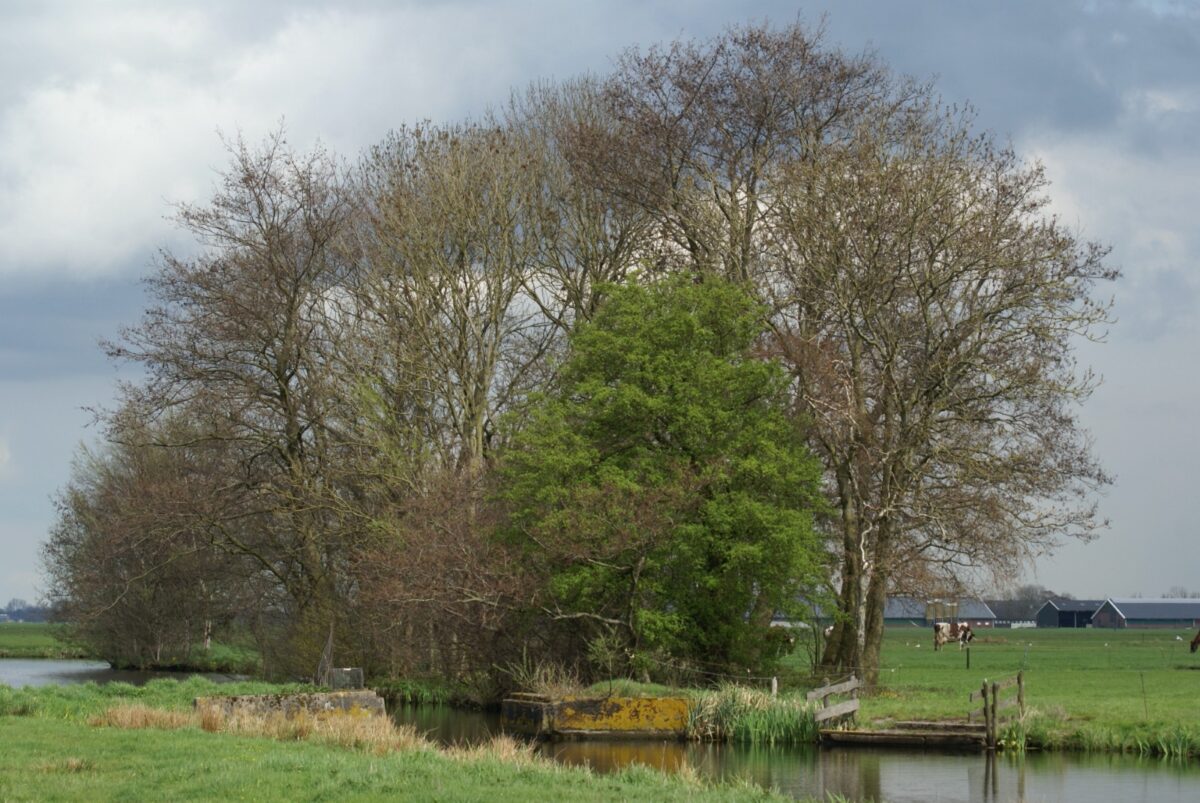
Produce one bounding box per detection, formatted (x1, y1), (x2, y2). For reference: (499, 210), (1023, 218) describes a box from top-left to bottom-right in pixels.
(1091, 598), (1200, 629)
(1034, 598), (1104, 628)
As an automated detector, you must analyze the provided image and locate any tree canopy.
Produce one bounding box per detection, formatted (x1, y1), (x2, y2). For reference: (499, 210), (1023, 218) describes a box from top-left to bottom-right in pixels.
(501, 277), (824, 672)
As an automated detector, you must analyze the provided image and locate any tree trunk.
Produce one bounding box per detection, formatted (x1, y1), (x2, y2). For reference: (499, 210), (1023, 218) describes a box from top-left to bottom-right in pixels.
(860, 524), (892, 689)
(822, 467), (863, 672)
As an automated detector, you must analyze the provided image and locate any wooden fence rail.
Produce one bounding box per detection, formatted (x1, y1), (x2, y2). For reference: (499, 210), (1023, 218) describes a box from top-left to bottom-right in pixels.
(807, 674), (861, 725)
(968, 671), (1025, 750)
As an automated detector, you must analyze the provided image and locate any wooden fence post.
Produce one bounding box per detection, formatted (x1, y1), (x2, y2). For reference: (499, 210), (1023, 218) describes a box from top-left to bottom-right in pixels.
(1017, 670), (1025, 717)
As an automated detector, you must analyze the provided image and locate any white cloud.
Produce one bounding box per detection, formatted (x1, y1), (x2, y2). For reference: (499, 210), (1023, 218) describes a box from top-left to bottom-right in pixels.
(0, 3), (649, 280)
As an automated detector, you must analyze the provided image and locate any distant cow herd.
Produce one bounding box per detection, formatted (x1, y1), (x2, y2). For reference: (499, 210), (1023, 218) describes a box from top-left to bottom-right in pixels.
(819, 622), (1200, 653)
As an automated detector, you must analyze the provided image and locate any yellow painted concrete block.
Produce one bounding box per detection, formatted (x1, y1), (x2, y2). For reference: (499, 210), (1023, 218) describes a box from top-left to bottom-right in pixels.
(555, 696), (690, 734)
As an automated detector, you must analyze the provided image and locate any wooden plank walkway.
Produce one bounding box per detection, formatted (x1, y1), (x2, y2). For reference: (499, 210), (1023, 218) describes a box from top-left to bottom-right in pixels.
(821, 719), (986, 750)
(816, 672), (1025, 752)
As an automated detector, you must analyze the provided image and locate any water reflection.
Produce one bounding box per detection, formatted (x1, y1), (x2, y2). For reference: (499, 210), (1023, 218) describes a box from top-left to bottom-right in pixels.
(389, 705), (1200, 803)
(0, 658), (247, 688)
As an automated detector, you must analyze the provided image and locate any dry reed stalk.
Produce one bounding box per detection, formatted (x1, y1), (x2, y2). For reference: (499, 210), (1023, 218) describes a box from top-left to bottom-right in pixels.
(88, 704), (196, 731)
(446, 734), (544, 768)
(199, 708), (432, 756)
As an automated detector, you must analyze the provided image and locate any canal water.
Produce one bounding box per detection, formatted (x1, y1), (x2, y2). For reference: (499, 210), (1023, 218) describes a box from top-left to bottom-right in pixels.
(5, 659), (1197, 802)
(392, 704), (1200, 803)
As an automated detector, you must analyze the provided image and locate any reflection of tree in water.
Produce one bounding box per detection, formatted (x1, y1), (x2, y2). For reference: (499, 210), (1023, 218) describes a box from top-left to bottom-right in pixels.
(541, 741), (690, 775)
(819, 749), (882, 802)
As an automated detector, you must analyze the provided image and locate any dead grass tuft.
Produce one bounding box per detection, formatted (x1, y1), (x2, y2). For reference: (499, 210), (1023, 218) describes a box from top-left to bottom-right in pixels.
(447, 733), (543, 768)
(200, 709), (432, 756)
(88, 704), (196, 731)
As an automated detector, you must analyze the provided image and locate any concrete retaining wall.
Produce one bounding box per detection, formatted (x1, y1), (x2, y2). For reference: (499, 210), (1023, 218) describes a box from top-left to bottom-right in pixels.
(195, 690), (386, 719)
(502, 693), (690, 739)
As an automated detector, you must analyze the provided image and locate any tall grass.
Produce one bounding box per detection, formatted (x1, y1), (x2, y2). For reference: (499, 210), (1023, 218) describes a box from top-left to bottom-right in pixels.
(687, 684), (817, 746)
(500, 654), (584, 698)
(370, 678), (458, 706)
(1016, 709), (1200, 758)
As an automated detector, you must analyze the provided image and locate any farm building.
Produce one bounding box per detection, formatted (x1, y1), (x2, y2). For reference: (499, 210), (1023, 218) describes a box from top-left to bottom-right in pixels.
(1034, 598), (1104, 628)
(883, 597), (996, 627)
(1091, 598), (1200, 629)
(883, 596), (926, 625)
(950, 599), (996, 628)
(985, 599), (1038, 628)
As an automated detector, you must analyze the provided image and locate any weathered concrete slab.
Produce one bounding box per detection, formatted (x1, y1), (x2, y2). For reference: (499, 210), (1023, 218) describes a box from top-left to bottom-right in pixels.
(501, 695), (690, 739)
(195, 690), (385, 719)
(324, 667), (365, 690)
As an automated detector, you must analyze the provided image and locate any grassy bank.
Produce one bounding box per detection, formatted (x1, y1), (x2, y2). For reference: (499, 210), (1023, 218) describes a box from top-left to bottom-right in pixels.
(0, 623), (91, 659)
(786, 625), (1200, 758)
(0, 679), (786, 801)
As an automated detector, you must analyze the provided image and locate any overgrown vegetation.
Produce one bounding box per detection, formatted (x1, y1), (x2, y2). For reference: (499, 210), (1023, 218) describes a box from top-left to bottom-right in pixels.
(688, 685), (817, 746)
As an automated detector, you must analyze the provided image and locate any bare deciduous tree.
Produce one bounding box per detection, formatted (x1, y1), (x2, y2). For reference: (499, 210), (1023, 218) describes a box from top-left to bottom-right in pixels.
(579, 21), (895, 282)
(766, 104), (1114, 682)
(105, 130), (357, 675)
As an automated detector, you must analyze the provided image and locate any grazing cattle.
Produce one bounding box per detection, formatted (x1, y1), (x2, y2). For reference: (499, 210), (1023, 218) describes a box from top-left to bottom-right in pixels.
(933, 622), (974, 651)
(1191, 630), (1200, 654)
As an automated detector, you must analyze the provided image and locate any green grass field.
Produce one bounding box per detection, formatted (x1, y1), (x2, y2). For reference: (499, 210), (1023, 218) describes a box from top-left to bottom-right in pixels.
(0, 623), (90, 659)
(0, 678), (785, 802)
(0, 622), (259, 672)
(0, 717), (791, 802)
(793, 625), (1200, 755)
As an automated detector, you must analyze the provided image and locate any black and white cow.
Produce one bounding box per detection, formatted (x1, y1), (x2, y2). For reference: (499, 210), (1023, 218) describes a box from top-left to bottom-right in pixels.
(933, 621), (974, 651)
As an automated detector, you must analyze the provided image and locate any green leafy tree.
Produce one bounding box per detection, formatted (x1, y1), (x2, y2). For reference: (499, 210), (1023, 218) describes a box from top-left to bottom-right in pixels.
(501, 277), (824, 674)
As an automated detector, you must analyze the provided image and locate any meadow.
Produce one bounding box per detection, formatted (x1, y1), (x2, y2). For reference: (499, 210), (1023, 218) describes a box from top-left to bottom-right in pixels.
(0, 621), (259, 672)
(798, 625), (1200, 756)
(0, 622), (89, 659)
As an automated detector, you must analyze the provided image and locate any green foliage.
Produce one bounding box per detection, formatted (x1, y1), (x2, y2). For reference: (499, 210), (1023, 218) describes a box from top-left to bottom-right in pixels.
(501, 278), (824, 673)
(369, 678), (460, 707)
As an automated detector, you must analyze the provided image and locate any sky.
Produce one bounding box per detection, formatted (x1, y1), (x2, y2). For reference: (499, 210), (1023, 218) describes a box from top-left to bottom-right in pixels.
(1, 0), (1198, 605)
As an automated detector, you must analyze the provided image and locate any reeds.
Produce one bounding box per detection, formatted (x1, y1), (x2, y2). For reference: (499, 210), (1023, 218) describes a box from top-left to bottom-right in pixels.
(91, 702), (433, 757)
(687, 683), (817, 746)
(88, 704), (194, 730)
(445, 734), (544, 768)
(1016, 708), (1200, 759)
(501, 654), (584, 698)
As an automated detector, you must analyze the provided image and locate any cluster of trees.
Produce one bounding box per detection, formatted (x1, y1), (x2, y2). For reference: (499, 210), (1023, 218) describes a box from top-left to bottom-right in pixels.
(43, 22), (1114, 686)
(2, 599), (50, 622)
